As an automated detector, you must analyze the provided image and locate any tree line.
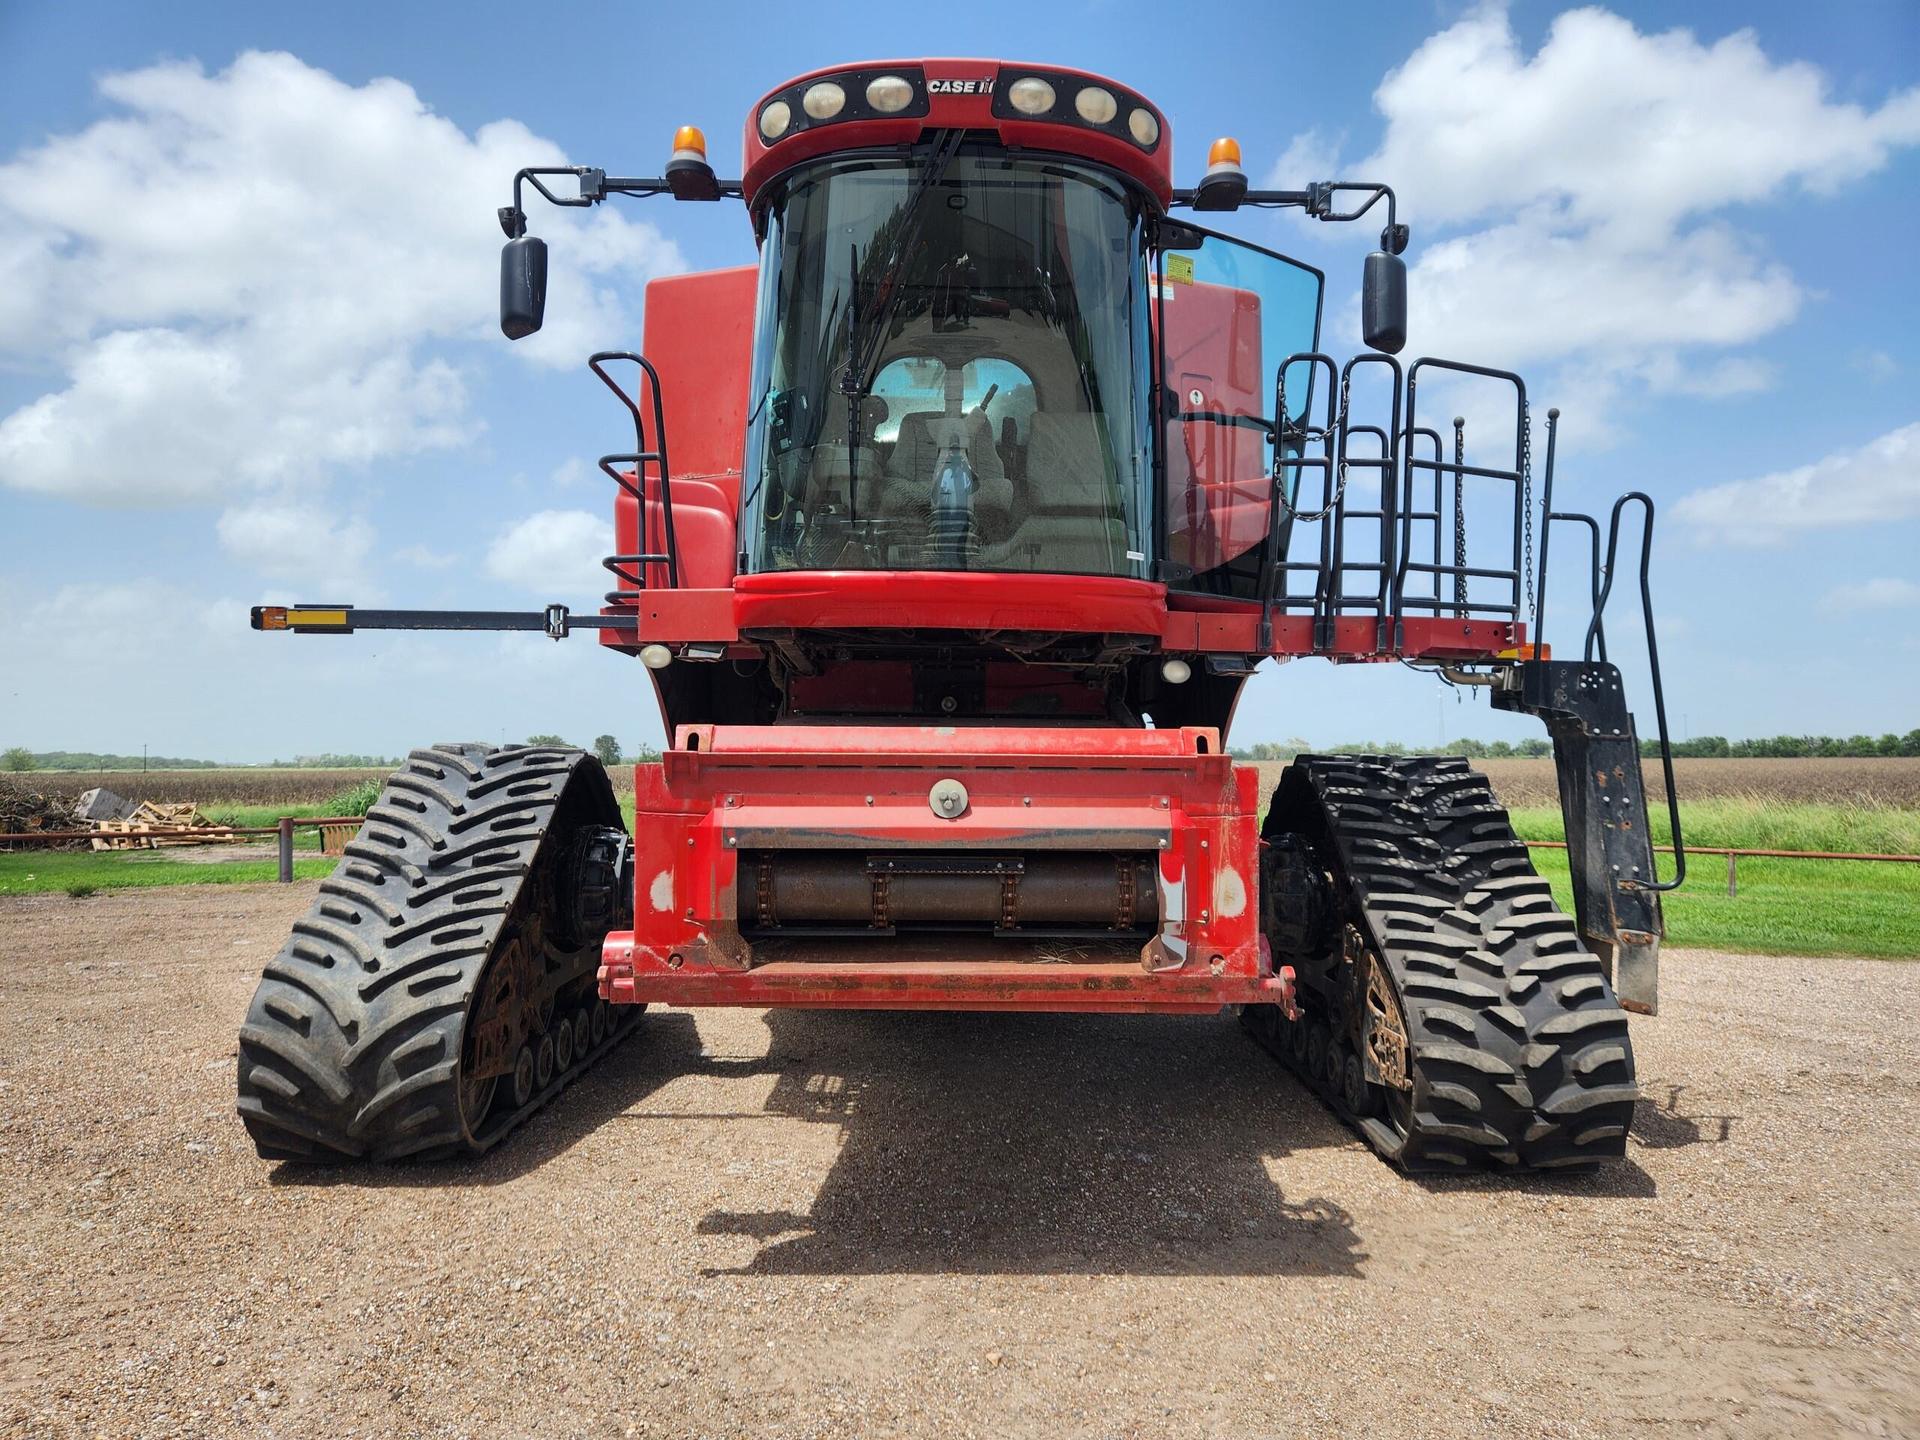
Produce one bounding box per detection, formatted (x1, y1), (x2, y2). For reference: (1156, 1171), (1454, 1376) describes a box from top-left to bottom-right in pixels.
(1651, 731), (1920, 759)
(1230, 731), (1920, 761)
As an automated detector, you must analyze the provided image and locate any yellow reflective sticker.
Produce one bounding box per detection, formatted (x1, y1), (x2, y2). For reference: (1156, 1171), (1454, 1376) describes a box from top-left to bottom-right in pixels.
(1165, 254), (1194, 285)
(286, 608), (350, 628)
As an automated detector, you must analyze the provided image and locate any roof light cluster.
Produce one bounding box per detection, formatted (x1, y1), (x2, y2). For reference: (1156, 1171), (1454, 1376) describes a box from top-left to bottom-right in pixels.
(757, 67), (929, 143)
(992, 69), (1161, 151)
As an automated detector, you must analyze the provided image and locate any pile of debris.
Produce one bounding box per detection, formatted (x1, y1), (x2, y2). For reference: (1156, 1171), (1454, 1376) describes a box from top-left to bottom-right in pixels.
(0, 781), (84, 851)
(0, 783), (244, 852)
(84, 792), (241, 850)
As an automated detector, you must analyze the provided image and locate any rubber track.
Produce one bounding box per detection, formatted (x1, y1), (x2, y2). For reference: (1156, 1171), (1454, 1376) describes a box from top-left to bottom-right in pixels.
(1259, 754), (1638, 1171)
(235, 744), (633, 1163)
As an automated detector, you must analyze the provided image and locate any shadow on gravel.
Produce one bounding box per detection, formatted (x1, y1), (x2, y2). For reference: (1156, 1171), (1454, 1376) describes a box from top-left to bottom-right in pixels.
(1411, 1156), (1659, 1200)
(266, 1010), (712, 1189)
(1630, 1084), (1739, 1150)
(684, 1009), (1366, 1278)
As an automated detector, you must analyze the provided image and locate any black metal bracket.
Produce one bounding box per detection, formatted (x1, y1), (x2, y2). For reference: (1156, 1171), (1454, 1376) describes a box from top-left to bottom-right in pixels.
(1169, 179), (1407, 253)
(1493, 659), (1665, 1013)
(498, 165), (744, 237)
(251, 604), (638, 641)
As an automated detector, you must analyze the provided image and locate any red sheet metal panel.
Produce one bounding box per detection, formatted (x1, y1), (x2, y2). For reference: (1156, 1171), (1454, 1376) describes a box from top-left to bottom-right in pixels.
(731, 570), (1167, 637)
(605, 727), (1270, 1014)
(598, 949), (1294, 1014)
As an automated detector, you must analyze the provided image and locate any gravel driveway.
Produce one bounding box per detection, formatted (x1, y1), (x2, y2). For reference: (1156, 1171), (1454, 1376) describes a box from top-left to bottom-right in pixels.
(1, 885), (1914, 1438)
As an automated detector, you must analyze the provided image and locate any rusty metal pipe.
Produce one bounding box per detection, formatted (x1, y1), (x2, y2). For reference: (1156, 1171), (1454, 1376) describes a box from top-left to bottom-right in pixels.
(746, 852), (1158, 931)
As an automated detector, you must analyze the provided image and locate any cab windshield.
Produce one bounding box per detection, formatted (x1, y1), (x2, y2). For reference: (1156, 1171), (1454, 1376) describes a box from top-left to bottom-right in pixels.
(743, 147), (1152, 579)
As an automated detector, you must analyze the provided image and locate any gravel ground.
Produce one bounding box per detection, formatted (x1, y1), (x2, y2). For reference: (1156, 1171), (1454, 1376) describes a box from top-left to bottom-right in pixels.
(0, 885), (1915, 1439)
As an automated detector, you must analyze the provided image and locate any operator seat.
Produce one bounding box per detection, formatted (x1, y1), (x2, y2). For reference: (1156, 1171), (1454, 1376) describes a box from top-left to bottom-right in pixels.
(991, 413), (1128, 575)
(880, 411), (1015, 563)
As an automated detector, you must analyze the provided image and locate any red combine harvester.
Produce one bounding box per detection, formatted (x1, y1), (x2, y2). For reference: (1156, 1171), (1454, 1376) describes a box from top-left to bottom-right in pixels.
(240, 60), (1684, 1172)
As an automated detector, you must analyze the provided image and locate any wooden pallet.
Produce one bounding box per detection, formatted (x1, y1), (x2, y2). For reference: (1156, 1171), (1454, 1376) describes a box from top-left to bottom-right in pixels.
(90, 802), (242, 850)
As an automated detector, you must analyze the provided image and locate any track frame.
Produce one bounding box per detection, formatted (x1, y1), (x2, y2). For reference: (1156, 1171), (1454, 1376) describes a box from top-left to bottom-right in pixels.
(235, 744), (637, 1162)
(1250, 754), (1640, 1171)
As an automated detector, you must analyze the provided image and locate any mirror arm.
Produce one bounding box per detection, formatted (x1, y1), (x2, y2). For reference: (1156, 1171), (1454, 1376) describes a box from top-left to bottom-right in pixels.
(1171, 180), (1409, 255)
(500, 165), (743, 237)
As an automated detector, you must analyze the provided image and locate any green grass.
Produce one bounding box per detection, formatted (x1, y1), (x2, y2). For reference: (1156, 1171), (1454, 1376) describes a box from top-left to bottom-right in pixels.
(1504, 798), (1920, 958)
(0, 850), (338, 895)
(1524, 847), (1920, 960)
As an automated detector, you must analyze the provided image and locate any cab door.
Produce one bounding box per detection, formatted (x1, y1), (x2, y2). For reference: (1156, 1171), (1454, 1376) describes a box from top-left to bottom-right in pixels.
(1154, 226), (1323, 598)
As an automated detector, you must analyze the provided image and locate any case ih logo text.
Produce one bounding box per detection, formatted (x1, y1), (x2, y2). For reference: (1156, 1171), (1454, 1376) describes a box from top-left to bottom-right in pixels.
(928, 78), (992, 94)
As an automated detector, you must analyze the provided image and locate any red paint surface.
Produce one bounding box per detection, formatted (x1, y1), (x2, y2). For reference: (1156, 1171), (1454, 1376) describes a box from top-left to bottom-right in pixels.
(606, 726), (1269, 1014)
(739, 59), (1173, 208)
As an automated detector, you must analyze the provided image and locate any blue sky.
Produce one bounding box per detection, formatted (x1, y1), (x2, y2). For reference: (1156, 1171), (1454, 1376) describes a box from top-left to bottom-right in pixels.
(2, 1), (1916, 761)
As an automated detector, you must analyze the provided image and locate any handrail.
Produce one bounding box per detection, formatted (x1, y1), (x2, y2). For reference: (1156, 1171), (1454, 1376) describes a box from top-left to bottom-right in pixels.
(1587, 491), (1685, 892)
(589, 351), (679, 592)
(1393, 357), (1529, 632)
(1533, 407), (1608, 662)
(1256, 351), (1340, 650)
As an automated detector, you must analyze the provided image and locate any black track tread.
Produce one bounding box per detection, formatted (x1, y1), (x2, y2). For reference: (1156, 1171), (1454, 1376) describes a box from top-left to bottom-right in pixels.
(1264, 753), (1637, 1172)
(235, 744), (633, 1163)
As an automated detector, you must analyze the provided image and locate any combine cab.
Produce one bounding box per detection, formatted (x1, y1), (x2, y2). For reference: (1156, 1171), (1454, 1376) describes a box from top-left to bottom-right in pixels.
(240, 61), (1682, 1171)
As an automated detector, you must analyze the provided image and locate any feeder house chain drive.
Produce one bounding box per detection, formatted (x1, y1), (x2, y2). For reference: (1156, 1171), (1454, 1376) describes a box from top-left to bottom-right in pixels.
(240, 59), (1685, 1172)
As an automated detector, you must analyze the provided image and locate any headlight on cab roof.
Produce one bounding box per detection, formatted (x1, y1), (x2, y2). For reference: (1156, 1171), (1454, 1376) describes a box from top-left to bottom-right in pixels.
(1007, 77), (1056, 115)
(802, 82), (846, 120)
(866, 75), (914, 114)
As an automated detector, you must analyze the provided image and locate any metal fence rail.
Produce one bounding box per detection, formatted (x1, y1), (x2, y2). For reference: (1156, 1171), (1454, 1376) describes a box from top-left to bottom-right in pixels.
(0, 817), (362, 882)
(1524, 840), (1920, 896)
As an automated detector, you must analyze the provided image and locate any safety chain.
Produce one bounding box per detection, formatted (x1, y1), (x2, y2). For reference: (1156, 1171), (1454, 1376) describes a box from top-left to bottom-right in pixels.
(1272, 370), (1353, 524)
(1520, 398), (1536, 635)
(1452, 417), (1468, 616)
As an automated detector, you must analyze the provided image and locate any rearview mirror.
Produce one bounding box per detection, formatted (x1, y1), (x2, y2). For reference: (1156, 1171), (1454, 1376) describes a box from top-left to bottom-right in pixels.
(1361, 250), (1406, 355)
(500, 234), (548, 340)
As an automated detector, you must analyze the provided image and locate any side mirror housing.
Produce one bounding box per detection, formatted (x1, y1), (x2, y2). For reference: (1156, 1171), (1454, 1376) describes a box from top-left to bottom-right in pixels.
(500, 235), (548, 340)
(1361, 250), (1407, 355)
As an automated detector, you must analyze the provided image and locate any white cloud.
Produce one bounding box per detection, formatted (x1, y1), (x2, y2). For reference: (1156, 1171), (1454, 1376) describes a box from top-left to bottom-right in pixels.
(215, 499), (377, 595)
(1264, 126), (1345, 192)
(1674, 421), (1920, 546)
(1821, 578), (1920, 613)
(1853, 349), (1900, 384)
(1293, 6), (1920, 419)
(483, 509), (609, 596)
(1368, 7), (1920, 238)
(394, 543), (457, 570)
(1402, 213), (1799, 369)
(0, 51), (683, 506)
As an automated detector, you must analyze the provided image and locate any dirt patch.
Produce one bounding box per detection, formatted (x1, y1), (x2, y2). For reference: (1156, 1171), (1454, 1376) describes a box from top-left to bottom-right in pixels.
(0, 885), (1914, 1438)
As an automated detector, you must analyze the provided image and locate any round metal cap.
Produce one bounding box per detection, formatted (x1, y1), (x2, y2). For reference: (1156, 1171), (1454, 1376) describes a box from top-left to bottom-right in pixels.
(928, 778), (969, 819)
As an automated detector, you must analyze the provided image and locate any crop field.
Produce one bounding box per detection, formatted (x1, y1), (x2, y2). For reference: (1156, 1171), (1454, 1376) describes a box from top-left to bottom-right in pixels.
(29, 767), (390, 806)
(1249, 756), (1920, 809)
(1478, 755), (1920, 807)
